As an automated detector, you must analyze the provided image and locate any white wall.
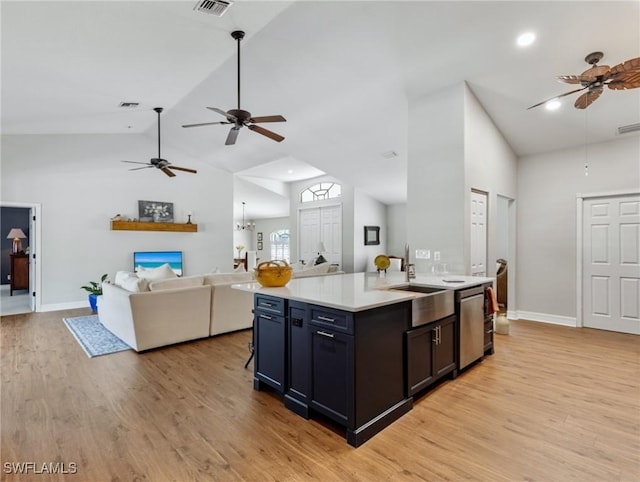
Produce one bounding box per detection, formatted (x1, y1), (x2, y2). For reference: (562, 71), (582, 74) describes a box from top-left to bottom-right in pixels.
(517, 136), (640, 323)
(353, 189), (387, 272)
(1, 133), (234, 310)
(463, 83), (518, 275)
(386, 203), (407, 257)
(408, 83), (466, 274)
(407, 83), (517, 276)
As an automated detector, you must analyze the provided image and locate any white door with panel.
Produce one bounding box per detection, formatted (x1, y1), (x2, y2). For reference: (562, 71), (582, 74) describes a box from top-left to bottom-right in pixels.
(299, 205), (342, 267)
(470, 190), (488, 277)
(583, 194), (640, 334)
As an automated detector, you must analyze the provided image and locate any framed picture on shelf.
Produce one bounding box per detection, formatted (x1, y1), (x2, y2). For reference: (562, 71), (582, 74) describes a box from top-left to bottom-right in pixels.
(364, 225), (380, 245)
(138, 200), (174, 222)
(257, 241), (263, 251)
(257, 232), (263, 241)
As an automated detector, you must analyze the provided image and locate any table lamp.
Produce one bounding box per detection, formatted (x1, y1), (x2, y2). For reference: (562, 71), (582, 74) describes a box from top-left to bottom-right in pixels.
(6, 228), (27, 254)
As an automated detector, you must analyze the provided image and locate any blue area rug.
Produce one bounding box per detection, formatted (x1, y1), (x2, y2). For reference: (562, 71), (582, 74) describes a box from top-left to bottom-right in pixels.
(63, 315), (131, 358)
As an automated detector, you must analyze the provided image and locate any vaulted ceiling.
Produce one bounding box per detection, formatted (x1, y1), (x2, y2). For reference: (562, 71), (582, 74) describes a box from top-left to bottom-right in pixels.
(2, 1), (639, 216)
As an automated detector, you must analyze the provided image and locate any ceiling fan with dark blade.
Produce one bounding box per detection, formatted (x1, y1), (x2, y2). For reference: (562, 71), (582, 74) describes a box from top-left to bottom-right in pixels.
(122, 107), (197, 177)
(528, 51), (640, 110)
(182, 30), (286, 145)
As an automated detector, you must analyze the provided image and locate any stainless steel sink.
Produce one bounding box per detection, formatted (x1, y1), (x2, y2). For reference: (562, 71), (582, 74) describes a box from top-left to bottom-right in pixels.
(390, 285), (454, 327)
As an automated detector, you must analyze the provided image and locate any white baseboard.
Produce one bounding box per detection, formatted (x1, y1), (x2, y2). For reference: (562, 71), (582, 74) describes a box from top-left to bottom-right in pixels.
(514, 310), (577, 327)
(40, 301), (87, 312)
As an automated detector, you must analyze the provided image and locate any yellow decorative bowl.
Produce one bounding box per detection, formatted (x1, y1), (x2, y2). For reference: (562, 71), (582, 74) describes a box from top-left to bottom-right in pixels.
(374, 255), (390, 271)
(254, 260), (293, 287)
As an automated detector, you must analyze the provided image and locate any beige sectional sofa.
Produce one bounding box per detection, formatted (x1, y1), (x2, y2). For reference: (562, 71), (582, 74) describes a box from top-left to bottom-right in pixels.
(97, 264), (343, 352)
(98, 271), (255, 351)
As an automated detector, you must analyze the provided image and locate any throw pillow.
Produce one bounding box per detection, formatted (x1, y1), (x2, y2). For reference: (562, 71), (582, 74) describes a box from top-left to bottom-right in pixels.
(114, 270), (136, 287)
(149, 275), (204, 292)
(120, 275), (149, 292)
(136, 263), (178, 282)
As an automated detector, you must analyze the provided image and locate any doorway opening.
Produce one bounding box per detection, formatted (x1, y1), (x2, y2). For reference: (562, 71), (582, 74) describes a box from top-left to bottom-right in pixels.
(0, 202), (41, 315)
(496, 195), (516, 317)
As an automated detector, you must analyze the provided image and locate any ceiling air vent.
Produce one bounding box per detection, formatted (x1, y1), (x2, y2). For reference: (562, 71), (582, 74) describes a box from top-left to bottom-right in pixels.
(193, 0), (233, 17)
(617, 122), (640, 135)
(119, 102), (139, 108)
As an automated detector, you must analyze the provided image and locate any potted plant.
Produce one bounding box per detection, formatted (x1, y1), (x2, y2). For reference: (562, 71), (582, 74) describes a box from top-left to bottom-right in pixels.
(81, 274), (108, 313)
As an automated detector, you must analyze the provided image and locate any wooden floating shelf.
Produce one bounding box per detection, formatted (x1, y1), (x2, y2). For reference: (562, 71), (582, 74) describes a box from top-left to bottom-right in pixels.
(111, 220), (198, 233)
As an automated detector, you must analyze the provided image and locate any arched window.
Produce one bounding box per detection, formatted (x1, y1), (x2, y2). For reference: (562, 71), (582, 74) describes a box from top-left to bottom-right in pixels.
(300, 182), (341, 203)
(270, 229), (290, 262)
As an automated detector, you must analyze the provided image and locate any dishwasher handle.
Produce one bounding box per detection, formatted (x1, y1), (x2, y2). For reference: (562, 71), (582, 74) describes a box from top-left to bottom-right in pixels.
(456, 285), (486, 301)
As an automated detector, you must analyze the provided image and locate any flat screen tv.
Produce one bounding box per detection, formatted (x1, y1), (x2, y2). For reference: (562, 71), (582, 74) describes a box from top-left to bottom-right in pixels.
(133, 251), (183, 276)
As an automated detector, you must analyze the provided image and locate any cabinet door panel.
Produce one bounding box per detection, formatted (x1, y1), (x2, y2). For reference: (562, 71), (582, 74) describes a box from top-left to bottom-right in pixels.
(255, 312), (285, 391)
(288, 304), (308, 401)
(434, 316), (456, 377)
(405, 325), (434, 396)
(309, 329), (353, 425)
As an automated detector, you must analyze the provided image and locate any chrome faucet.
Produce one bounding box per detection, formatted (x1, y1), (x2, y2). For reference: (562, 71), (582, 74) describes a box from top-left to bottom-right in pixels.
(405, 243), (415, 281)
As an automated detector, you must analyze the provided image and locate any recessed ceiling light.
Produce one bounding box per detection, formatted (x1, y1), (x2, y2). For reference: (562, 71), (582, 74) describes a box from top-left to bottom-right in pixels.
(545, 99), (561, 111)
(287, 169), (294, 174)
(517, 32), (536, 47)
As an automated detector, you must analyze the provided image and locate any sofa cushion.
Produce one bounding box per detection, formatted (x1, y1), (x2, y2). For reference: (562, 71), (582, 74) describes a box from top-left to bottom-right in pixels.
(120, 275), (149, 292)
(293, 262), (331, 278)
(136, 263), (178, 282)
(203, 272), (254, 285)
(149, 275), (204, 292)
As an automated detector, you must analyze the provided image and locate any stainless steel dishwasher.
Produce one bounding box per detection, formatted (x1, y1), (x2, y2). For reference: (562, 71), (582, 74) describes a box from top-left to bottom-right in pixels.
(457, 285), (486, 370)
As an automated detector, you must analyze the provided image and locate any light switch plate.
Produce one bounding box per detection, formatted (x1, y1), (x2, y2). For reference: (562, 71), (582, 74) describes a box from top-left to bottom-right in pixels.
(415, 249), (430, 259)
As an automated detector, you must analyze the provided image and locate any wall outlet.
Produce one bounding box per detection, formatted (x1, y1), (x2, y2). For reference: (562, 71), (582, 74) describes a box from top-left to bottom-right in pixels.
(7, 274), (10, 281)
(415, 249), (430, 259)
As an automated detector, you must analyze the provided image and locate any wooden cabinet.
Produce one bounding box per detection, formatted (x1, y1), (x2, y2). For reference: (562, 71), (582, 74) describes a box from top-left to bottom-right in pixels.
(309, 302), (410, 447)
(405, 314), (457, 397)
(309, 319), (354, 426)
(285, 301), (310, 417)
(252, 295), (411, 447)
(10, 254), (29, 295)
(253, 294), (286, 392)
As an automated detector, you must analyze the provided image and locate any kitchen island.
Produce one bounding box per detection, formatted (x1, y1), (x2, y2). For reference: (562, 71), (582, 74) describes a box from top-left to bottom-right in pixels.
(233, 272), (493, 447)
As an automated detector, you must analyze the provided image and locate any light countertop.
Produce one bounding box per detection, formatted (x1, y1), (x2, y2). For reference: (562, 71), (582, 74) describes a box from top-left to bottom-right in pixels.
(232, 272), (494, 312)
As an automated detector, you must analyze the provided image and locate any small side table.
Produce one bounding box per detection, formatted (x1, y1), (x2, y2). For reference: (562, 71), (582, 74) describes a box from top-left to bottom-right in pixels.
(10, 253), (29, 295)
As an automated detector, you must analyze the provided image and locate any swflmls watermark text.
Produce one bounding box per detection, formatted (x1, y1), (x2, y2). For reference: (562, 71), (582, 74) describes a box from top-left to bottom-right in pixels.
(3, 462), (78, 475)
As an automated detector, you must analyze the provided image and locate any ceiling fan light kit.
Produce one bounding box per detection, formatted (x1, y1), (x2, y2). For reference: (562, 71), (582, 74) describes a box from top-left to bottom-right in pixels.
(182, 30), (286, 145)
(528, 51), (640, 110)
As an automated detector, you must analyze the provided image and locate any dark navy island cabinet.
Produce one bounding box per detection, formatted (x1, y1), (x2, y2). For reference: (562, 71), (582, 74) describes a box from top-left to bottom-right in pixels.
(253, 293), (413, 447)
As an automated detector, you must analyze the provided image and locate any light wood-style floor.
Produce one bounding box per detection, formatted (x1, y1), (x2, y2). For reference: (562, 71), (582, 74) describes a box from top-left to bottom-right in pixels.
(1, 309), (638, 481)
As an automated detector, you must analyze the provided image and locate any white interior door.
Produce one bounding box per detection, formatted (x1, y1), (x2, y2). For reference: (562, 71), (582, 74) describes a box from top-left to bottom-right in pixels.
(299, 208), (321, 264)
(320, 205), (342, 267)
(583, 194), (640, 334)
(299, 205), (342, 266)
(470, 190), (488, 276)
